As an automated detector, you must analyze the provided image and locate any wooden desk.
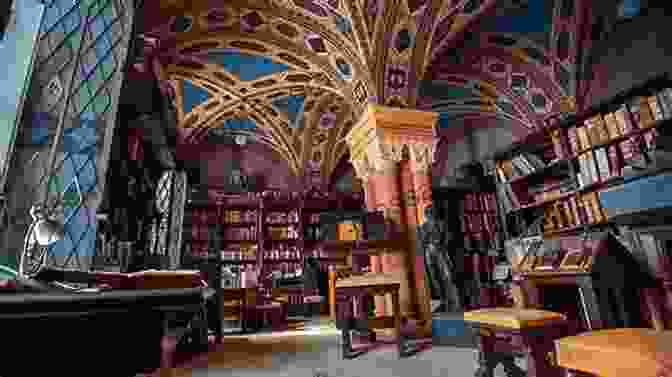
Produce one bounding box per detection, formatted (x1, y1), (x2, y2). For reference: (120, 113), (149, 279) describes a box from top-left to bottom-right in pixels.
(334, 272), (411, 359)
(555, 328), (672, 377)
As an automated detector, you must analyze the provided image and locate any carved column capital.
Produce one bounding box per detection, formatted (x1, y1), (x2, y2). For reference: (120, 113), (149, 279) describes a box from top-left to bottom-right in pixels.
(367, 139), (403, 174)
(408, 140), (438, 173)
(350, 156), (376, 181)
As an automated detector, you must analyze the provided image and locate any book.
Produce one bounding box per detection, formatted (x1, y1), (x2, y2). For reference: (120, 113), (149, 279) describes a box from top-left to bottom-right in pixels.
(619, 136), (643, 164)
(603, 112), (623, 140)
(567, 126), (579, 155)
(577, 153), (588, 187)
(569, 196), (582, 225)
(628, 100), (642, 126)
(584, 119), (597, 147)
(592, 115), (611, 144)
(657, 88), (672, 119)
(648, 95), (664, 121)
(644, 128), (657, 151)
(594, 148), (610, 181)
(607, 144), (623, 177)
(577, 126), (590, 151)
(581, 194), (595, 224)
(524, 153), (547, 170)
(550, 129), (567, 159)
(638, 96), (656, 128)
(615, 104), (635, 135)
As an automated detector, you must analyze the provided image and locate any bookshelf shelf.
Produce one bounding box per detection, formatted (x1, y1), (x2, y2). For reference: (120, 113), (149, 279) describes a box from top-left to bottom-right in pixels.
(495, 75), (672, 244)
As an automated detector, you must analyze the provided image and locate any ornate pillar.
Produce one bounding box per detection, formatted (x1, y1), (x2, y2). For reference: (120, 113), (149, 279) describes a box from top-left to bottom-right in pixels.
(368, 153), (410, 317)
(346, 104), (439, 333)
(409, 142), (438, 335)
(399, 159), (420, 313)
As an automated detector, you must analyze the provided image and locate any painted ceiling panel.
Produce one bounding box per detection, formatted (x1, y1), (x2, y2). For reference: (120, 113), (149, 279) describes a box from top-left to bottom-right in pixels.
(182, 80), (211, 114)
(493, 0), (550, 34)
(272, 95), (305, 127)
(203, 51), (289, 81)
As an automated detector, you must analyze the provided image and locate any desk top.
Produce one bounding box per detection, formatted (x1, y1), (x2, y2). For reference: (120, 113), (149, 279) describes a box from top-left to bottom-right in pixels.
(335, 272), (401, 289)
(555, 328), (672, 377)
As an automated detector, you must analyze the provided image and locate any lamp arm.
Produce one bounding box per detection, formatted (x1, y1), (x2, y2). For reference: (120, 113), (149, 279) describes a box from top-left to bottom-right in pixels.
(19, 219), (39, 277)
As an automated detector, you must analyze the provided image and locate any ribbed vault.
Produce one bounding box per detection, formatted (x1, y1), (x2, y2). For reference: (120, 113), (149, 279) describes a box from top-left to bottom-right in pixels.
(142, 0), (604, 182)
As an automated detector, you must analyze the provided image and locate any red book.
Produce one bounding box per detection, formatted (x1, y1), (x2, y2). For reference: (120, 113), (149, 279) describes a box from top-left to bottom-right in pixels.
(567, 127), (579, 156)
(471, 213), (483, 232)
(607, 145), (623, 177)
(644, 128), (658, 151)
(581, 196), (595, 224)
(619, 137), (642, 162)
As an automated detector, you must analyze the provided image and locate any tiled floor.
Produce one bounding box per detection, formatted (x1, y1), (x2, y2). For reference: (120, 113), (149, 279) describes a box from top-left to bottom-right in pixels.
(164, 318), (526, 377)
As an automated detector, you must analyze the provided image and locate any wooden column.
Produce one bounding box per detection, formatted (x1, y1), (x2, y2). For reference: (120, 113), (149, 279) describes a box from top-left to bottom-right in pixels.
(346, 104), (439, 335)
(369, 159), (410, 317)
(399, 160), (419, 313)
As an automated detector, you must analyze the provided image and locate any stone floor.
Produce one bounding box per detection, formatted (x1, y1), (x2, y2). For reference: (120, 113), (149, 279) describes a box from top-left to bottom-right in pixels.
(164, 318), (526, 377)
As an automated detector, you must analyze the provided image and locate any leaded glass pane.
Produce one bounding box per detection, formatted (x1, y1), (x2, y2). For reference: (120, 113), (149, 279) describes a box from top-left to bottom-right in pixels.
(1, 0), (134, 271)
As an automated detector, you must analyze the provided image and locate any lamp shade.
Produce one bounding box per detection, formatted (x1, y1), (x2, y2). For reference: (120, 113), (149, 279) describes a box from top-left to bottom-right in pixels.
(32, 218), (64, 246)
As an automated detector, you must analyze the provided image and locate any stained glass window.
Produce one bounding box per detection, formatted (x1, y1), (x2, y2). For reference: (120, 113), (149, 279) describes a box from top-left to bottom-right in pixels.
(3, 0), (134, 270)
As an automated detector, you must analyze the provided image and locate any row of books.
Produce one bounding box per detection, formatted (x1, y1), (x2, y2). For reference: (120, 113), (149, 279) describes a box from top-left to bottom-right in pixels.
(461, 213), (498, 240)
(463, 192), (498, 213)
(497, 183), (520, 213)
(495, 153), (547, 182)
(543, 191), (606, 233)
(551, 89), (671, 159)
(224, 210), (258, 224)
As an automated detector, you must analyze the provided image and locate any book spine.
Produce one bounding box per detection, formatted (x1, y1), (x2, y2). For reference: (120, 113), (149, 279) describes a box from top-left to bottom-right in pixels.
(594, 115), (610, 144)
(577, 126), (590, 151)
(581, 195), (595, 224)
(551, 129), (567, 160)
(614, 107), (630, 135)
(639, 97), (656, 128)
(648, 95), (664, 121)
(569, 196), (582, 225)
(607, 145), (623, 177)
(629, 100), (642, 127)
(603, 113), (621, 139)
(595, 148), (610, 181)
(568, 126), (579, 156)
(659, 88), (672, 119)
(643, 128), (658, 151)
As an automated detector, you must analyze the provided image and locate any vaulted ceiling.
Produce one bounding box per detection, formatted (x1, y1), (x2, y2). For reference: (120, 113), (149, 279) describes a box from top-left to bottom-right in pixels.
(140, 0), (610, 183)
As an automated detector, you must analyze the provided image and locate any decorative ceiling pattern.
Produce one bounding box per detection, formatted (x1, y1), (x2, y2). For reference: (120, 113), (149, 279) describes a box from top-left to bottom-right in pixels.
(422, 0), (592, 132)
(141, 0), (600, 182)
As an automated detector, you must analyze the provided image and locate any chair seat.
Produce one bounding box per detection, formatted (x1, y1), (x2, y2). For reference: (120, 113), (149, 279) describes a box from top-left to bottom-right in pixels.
(463, 308), (567, 329)
(555, 328), (672, 377)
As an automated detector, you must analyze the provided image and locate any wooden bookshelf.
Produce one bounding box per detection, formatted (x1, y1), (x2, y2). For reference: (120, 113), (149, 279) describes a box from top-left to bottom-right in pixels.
(494, 75), (672, 241)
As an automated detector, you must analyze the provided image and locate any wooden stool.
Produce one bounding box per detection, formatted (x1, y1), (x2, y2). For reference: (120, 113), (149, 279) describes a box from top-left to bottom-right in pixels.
(464, 308), (569, 377)
(334, 272), (411, 359)
(554, 328), (672, 377)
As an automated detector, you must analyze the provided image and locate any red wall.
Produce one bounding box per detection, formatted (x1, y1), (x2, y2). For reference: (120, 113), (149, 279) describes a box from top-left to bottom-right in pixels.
(178, 141), (302, 190)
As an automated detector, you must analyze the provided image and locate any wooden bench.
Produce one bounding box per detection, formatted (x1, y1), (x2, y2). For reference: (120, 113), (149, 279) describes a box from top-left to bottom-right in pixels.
(334, 270), (412, 359)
